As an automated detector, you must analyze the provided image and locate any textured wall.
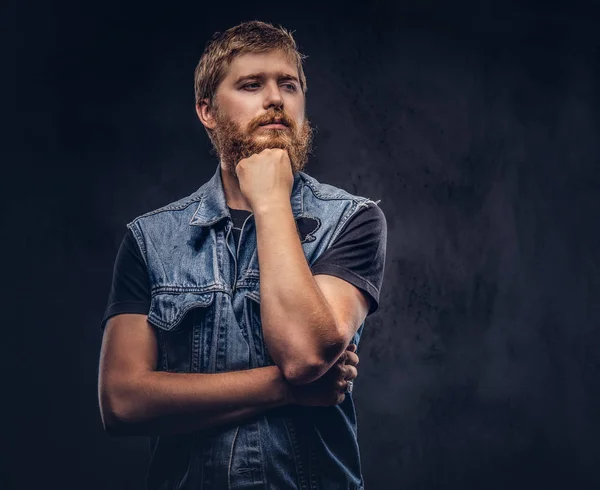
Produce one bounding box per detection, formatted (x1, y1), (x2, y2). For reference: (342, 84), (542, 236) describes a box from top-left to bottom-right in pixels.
(4, 1), (600, 489)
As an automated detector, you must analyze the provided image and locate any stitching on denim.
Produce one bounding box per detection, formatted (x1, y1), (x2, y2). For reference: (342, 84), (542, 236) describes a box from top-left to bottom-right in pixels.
(256, 419), (267, 490)
(302, 175), (383, 222)
(214, 294), (227, 373)
(227, 426), (240, 490)
(328, 204), (355, 245)
(303, 180), (353, 202)
(302, 174), (382, 205)
(356, 198), (381, 209)
(133, 193), (203, 221)
(208, 287), (221, 373)
(240, 295), (252, 348)
(241, 269), (260, 279)
(328, 197), (380, 245)
(148, 294), (215, 331)
(298, 215), (321, 244)
(284, 416), (307, 490)
(126, 222), (149, 266)
(156, 329), (168, 371)
(191, 309), (201, 373)
(246, 291), (261, 304)
(151, 285), (224, 294)
(304, 417), (319, 490)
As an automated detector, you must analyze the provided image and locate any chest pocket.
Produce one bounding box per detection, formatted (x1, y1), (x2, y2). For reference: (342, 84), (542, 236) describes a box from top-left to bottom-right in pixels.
(148, 291), (215, 373)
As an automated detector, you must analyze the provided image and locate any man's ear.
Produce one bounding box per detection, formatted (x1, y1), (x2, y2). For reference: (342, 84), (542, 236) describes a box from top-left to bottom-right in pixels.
(196, 98), (217, 130)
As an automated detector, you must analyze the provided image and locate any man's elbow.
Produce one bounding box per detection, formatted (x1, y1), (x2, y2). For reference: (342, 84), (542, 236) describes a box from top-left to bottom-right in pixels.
(283, 360), (326, 385)
(100, 406), (141, 437)
(101, 412), (129, 437)
(282, 340), (346, 385)
(99, 381), (143, 436)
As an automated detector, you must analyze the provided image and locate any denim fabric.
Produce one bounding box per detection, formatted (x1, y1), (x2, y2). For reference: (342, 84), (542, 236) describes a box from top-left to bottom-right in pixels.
(128, 163), (378, 490)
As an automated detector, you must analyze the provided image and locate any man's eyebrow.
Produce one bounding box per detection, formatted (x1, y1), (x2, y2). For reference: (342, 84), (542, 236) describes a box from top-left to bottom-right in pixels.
(235, 72), (300, 84)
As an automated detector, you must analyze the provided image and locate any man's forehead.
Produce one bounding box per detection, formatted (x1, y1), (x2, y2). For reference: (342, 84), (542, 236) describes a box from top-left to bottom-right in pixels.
(225, 50), (298, 80)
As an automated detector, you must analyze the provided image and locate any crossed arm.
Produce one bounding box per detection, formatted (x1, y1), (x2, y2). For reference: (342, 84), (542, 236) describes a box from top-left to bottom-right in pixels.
(99, 313), (292, 436)
(98, 203), (370, 436)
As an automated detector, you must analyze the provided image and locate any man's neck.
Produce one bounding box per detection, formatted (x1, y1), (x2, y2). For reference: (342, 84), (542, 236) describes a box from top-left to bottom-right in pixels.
(220, 163), (253, 212)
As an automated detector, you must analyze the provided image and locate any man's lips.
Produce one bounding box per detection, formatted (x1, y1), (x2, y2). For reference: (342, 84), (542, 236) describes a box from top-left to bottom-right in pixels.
(259, 123), (288, 129)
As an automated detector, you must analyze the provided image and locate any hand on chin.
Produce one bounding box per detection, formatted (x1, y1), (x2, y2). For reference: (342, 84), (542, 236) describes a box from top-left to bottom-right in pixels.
(236, 148), (293, 212)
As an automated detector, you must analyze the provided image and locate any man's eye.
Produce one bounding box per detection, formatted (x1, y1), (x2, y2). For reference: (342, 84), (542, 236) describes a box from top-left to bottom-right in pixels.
(242, 82), (297, 91)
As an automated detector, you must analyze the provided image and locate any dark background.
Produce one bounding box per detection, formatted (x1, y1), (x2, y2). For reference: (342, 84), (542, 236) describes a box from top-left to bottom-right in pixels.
(4, 0), (600, 488)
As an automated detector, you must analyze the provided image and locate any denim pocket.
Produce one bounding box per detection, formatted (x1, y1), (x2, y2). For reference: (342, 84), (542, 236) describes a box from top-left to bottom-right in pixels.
(148, 291), (215, 331)
(148, 291), (215, 373)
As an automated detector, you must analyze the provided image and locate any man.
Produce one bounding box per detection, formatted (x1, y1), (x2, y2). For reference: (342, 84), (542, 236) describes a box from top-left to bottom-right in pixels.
(99, 20), (387, 490)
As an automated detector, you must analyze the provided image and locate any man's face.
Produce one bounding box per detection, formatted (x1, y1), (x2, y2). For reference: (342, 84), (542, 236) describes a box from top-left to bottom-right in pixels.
(205, 49), (313, 179)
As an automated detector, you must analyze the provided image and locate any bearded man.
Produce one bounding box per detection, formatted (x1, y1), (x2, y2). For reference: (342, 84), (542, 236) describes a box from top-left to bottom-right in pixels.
(99, 20), (387, 490)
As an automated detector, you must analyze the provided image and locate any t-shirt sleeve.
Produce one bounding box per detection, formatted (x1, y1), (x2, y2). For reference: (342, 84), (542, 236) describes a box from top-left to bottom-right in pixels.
(310, 202), (387, 316)
(100, 228), (151, 329)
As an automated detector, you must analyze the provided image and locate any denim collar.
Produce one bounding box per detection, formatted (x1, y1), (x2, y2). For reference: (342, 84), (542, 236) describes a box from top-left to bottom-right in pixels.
(189, 162), (307, 227)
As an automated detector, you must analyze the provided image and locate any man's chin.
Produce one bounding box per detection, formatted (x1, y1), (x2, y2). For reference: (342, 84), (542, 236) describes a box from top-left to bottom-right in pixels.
(251, 133), (292, 149)
(254, 127), (292, 137)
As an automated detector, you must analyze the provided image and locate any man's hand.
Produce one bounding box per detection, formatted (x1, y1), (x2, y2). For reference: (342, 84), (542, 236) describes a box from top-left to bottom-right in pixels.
(237, 148), (294, 212)
(287, 344), (359, 407)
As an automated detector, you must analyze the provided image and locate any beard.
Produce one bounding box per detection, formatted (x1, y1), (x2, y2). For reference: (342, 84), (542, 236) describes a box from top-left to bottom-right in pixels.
(210, 105), (314, 181)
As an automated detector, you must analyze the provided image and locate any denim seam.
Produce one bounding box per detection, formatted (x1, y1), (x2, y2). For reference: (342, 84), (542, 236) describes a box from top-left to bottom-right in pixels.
(151, 285), (223, 294)
(191, 309), (201, 372)
(307, 423), (319, 490)
(256, 419), (267, 490)
(303, 177), (379, 204)
(329, 202), (360, 245)
(284, 417), (307, 490)
(132, 194), (202, 220)
(148, 295), (215, 331)
(240, 294), (252, 353)
(227, 426), (240, 490)
(156, 329), (168, 371)
(126, 222), (149, 266)
(214, 294), (227, 373)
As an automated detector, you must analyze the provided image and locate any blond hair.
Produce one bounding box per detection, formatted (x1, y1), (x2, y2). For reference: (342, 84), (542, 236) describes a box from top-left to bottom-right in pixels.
(194, 20), (308, 143)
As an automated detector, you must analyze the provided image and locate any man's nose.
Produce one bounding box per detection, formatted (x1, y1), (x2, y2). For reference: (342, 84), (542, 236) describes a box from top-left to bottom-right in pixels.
(262, 81), (284, 109)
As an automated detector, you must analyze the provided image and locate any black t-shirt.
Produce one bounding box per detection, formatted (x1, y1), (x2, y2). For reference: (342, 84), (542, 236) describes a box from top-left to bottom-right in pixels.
(101, 202), (386, 329)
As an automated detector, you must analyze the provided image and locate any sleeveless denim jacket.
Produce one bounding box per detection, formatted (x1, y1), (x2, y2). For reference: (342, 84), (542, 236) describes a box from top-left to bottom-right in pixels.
(127, 163), (377, 490)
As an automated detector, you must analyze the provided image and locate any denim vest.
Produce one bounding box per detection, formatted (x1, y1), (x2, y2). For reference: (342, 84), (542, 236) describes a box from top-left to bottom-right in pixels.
(128, 163), (377, 490)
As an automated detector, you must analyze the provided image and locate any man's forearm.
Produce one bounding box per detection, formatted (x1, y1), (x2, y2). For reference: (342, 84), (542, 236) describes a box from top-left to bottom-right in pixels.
(101, 365), (290, 437)
(253, 201), (344, 384)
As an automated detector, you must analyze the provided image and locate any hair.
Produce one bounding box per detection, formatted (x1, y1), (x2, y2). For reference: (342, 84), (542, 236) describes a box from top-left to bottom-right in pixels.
(194, 20), (308, 145)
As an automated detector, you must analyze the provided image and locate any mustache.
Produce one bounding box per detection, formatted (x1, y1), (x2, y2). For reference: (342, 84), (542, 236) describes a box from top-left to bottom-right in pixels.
(250, 112), (295, 131)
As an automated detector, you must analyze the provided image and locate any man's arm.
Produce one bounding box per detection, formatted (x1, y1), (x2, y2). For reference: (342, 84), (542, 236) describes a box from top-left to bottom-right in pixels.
(254, 201), (350, 385)
(99, 227), (362, 436)
(254, 198), (387, 386)
(99, 313), (292, 437)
